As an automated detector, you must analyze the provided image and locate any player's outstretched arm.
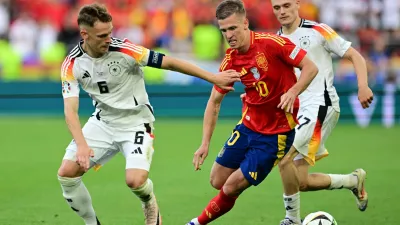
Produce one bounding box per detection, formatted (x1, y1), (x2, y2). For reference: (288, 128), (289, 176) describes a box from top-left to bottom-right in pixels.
(160, 56), (240, 91)
(278, 56), (318, 113)
(342, 47), (374, 108)
(64, 97), (93, 171)
(193, 88), (226, 171)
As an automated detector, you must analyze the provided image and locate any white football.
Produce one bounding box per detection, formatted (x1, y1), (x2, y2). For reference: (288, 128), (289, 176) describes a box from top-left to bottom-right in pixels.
(302, 211), (337, 225)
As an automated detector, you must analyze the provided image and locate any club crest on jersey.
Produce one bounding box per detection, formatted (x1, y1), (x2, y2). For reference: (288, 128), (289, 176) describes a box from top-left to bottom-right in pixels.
(299, 36), (311, 49)
(255, 52), (268, 71)
(250, 67), (260, 80)
(62, 81), (71, 93)
(107, 61), (121, 76)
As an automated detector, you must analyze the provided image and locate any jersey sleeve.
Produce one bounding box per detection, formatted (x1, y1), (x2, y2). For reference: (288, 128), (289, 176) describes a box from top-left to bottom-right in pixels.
(274, 35), (307, 67)
(213, 51), (234, 94)
(120, 39), (164, 68)
(312, 23), (351, 57)
(61, 57), (80, 98)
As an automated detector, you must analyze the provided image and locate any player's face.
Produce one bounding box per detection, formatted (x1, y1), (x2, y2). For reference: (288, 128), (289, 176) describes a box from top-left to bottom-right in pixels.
(271, 0), (300, 26)
(218, 13), (249, 50)
(81, 21), (113, 57)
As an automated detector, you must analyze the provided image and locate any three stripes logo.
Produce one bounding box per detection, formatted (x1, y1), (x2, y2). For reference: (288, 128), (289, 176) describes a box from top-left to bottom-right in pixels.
(249, 172), (258, 180)
(131, 147), (142, 154)
(83, 70), (91, 79)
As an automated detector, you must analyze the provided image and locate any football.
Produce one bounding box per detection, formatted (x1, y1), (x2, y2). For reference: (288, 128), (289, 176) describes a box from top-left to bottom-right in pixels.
(302, 211), (338, 225)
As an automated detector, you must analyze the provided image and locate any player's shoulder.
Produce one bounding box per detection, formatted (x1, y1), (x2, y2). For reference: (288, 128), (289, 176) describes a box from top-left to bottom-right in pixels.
(63, 42), (85, 63)
(254, 32), (287, 46)
(220, 48), (236, 71)
(223, 48), (236, 58)
(61, 42), (85, 74)
(108, 37), (147, 57)
(300, 19), (318, 28)
(303, 20), (338, 37)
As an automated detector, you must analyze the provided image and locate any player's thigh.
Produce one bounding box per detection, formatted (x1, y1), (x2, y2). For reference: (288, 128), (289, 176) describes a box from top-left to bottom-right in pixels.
(117, 123), (155, 172)
(317, 107), (340, 154)
(210, 162), (237, 190)
(294, 106), (339, 165)
(61, 118), (118, 175)
(241, 129), (295, 186)
(293, 105), (327, 166)
(215, 124), (249, 170)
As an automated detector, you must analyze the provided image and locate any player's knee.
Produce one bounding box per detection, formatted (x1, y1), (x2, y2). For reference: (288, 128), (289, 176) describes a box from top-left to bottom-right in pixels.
(210, 177), (223, 190)
(222, 184), (242, 197)
(278, 157), (291, 171)
(299, 179), (309, 192)
(126, 173), (148, 189)
(57, 163), (84, 178)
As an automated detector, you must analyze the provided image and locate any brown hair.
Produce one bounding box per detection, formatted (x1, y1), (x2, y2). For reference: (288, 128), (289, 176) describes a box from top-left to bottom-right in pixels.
(216, 0), (246, 20)
(77, 3), (112, 27)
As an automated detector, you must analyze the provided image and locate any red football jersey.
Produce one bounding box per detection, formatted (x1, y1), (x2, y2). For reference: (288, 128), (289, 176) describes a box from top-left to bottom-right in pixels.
(215, 31), (307, 135)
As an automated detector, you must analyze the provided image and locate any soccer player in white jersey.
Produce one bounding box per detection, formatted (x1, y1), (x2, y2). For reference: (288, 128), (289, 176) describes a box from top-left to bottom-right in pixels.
(56, 4), (240, 225)
(268, 0), (374, 224)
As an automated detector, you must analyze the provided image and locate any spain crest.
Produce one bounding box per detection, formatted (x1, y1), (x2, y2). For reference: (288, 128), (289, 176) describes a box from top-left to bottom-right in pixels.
(255, 52), (268, 71)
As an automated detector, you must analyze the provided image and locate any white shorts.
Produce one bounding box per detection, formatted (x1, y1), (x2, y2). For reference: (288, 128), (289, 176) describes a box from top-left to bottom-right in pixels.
(63, 117), (155, 171)
(293, 105), (340, 166)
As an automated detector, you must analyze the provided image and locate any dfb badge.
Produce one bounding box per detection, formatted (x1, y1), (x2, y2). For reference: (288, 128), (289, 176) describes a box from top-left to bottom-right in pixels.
(255, 52), (268, 71)
(108, 61), (121, 76)
(299, 36), (311, 49)
(250, 67), (260, 80)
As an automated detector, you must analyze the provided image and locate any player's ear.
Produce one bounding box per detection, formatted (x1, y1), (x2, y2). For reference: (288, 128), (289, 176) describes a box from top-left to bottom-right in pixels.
(296, 0), (300, 9)
(80, 28), (89, 40)
(244, 18), (249, 30)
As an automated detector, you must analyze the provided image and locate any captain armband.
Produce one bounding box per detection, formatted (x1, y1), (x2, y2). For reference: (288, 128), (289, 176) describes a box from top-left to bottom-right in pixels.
(147, 50), (165, 68)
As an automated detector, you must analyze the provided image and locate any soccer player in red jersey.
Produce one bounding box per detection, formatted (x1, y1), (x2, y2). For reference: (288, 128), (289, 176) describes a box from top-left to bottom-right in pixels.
(185, 1), (319, 224)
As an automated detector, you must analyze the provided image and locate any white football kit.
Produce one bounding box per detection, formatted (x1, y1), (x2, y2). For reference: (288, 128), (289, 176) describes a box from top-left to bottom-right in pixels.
(278, 19), (352, 165)
(61, 37), (164, 171)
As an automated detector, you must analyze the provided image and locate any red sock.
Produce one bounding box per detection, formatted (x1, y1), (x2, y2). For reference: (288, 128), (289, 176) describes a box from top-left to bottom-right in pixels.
(197, 189), (238, 225)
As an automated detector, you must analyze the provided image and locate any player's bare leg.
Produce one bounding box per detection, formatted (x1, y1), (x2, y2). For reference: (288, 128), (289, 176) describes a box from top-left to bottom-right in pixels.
(126, 169), (161, 225)
(278, 146), (301, 225)
(294, 159), (368, 211)
(186, 168), (250, 225)
(57, 159), (100, 225)
(295, 158), (332, 191)
(209, 162), (236, 190)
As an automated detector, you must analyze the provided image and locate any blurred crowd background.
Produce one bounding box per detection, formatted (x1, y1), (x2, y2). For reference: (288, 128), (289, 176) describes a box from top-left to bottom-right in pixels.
(0, 0), (399, 88)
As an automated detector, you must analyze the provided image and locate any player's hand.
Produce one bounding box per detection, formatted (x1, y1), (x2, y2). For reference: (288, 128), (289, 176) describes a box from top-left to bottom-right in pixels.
(278, 89), (297, 113)
(358, 86), (373, 109)
(76, 145), (94, 172)
(214, 70), (241, 91)
(193, 145), (209, 171)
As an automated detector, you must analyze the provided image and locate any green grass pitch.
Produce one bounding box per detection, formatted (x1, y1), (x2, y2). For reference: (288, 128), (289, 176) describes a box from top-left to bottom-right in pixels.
(0, 117), (398, 225)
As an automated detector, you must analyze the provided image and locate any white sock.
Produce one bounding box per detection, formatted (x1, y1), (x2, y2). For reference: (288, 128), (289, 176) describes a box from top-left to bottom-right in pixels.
(283, 192), (301, 223)
(189, 218), (201, 225)
(58, 176), (97, 225)
(328, 174), (357, 190)
(131, 179), (154, 205)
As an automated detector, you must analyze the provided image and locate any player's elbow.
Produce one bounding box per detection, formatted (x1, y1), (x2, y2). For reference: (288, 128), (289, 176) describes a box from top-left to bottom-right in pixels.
(310, 63), (318, 79)
(343, 47), (362, 62)
(64, 107), (78, 124)
(304, 60), (318, 80)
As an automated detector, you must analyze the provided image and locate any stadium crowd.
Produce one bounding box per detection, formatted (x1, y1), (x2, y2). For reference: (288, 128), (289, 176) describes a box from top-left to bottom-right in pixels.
(0, 0), (399, 87)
